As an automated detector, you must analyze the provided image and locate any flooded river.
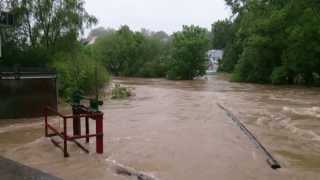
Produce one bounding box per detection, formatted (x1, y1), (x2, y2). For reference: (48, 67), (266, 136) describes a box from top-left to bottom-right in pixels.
(0, 74), (320, 179)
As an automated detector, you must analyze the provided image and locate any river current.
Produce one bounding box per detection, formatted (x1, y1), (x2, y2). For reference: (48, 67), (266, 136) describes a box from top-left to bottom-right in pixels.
(0, 74), (319, 179)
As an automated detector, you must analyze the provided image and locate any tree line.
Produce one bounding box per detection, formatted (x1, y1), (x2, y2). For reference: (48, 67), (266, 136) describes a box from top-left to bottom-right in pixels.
(214, 0), (320, 85)
(3, 0), (317, 97)
(0, 0), (210, 100)
(91, 25), (209, 80)
(0, 0), (108, 100)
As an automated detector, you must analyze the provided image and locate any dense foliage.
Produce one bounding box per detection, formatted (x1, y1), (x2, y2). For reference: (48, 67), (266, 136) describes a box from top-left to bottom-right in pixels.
(93, 26), (170, 78)
(211, 20), (233, 50)
(93, 25), (209, 80)
(211, 19), (238, 72)
(111, 84), (132, 99)
(0, 0), (109, 98)
(216, 0), (320, 85)
(51, 45), (109, 99)
(167, 25), (209, 80)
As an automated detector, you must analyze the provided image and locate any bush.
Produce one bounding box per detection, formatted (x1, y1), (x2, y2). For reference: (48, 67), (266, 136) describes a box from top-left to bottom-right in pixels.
(220, 0), (320, 86)
(93, 26), (170, 78)
(271, 66), (291, 84)
(167, 25), (209, 80)
(138, 60), (168, 78)
(218, 42), (240, 72)
(111, 84), (132, 99)
(231, 34), (278, 83)
(51, 50), (110, 100)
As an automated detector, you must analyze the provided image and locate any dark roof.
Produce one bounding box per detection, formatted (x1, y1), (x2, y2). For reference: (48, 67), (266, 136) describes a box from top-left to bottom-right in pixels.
(0, 67), (56, 79)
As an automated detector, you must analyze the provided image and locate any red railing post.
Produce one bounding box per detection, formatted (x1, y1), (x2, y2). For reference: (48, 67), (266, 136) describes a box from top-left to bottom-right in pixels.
(44, 106), (105, 157)
(85, 116), (89, 143)
(96, 113), (103, 154)
(44, 108), (48, 137)
(63, 117), (69, 157)
(72, 106), (81, 136)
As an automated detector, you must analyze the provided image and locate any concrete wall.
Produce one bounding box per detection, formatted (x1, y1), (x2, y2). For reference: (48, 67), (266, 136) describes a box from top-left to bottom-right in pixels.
(0, 77), (58, 119)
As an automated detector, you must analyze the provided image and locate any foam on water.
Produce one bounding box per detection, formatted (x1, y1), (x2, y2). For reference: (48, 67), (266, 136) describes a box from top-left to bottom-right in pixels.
(282, 106), (320, 118)
(256, 106), (320, 142)
(106, 158), (158, 180)
(2, 75), (320, 179)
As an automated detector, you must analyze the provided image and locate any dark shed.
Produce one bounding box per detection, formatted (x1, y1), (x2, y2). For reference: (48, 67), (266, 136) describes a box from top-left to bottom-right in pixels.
(0, 67), (58, 119)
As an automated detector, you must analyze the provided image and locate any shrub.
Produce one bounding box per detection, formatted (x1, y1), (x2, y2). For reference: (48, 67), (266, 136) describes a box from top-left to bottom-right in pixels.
(111, 84), (132, 99)
(93, 26), (170, 78)
(51, 50), (110, 100)
(271, 66), (291, 84)
(167, 25), (209, 80)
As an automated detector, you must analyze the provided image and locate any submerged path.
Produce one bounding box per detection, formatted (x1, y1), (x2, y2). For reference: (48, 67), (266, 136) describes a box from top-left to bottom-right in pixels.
(0, 75), (319, 179)
(0, 156), (61, 180)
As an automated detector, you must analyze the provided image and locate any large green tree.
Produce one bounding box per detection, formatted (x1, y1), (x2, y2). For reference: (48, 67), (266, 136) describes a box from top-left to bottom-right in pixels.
(211, 20), (233, 49)
(167, 25), (209, 80)
(210, 19), (238, 72)
(1, 0), (97, 66)
(0, 0), (109, 99)
(93, 25), (169, 77)
(219, 0), (320, 85)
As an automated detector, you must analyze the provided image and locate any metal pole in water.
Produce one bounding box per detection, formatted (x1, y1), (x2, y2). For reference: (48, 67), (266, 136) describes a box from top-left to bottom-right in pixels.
(217, 103), (281, 169)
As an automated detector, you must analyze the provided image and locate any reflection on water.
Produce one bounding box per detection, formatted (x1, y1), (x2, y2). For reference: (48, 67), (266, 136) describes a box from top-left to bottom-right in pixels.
(0, 74), (320, 179)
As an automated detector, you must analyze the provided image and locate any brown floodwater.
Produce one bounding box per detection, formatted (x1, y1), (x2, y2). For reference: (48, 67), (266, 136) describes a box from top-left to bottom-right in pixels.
(0, 74), (320, 180)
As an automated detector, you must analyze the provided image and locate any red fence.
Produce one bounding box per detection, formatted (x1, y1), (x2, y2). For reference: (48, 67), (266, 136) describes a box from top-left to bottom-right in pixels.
(44, 106), (104, 157)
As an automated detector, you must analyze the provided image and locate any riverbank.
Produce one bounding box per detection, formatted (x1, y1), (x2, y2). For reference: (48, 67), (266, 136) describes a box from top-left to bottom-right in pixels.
(0, 75), (319, 179)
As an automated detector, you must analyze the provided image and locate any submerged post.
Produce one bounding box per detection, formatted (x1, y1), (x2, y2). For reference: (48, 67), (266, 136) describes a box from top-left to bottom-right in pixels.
(72, 106), (81, 136)
(44, 108), (48, 137)
(63, 117), (69, 157)
(85, 116), (89, 143)
(44, 87), (105, 157)
(96, 113), (104, 154)
(71, 89), (82, 136)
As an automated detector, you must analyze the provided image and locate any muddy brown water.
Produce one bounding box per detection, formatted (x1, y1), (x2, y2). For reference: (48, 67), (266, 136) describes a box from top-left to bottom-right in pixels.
(0, 75), (320, 180)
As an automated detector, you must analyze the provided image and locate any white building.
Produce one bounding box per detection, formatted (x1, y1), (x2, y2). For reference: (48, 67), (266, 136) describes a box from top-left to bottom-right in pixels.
(207, 49), (223, 73)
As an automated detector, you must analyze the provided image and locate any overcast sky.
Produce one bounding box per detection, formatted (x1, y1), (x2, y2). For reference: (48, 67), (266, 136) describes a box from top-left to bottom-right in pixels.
(84, 0), (231, 34)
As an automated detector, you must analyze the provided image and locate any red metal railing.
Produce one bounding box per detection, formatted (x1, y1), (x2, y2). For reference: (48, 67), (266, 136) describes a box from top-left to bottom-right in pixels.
(44, 106), (104, 157)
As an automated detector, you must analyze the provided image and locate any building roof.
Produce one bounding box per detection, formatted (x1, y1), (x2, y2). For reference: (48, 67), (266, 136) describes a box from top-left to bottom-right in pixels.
(0, 67), (56, 79)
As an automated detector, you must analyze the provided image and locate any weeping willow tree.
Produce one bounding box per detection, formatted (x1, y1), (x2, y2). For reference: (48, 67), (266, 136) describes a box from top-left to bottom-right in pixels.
(0, 0), (97, 66)
(0, 0), (110, 98)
